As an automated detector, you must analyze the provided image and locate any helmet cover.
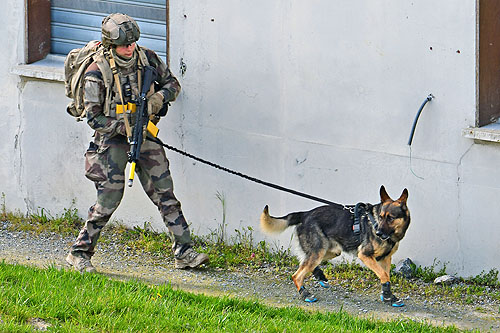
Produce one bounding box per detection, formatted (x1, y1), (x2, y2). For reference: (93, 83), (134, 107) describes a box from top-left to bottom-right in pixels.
(101, 13), (140, 47)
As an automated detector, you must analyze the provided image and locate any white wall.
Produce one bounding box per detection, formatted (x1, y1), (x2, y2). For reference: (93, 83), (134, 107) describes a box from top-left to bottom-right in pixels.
(1, 0), (499, 277)
(1, 0), (24, 210)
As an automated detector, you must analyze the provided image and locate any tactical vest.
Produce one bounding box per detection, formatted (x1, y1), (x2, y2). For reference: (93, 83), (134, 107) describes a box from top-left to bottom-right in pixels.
(97, 45), (151, 118)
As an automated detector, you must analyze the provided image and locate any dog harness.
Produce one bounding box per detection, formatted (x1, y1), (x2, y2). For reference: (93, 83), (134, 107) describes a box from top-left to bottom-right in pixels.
(353, 203), (383, 238)
(353, 203), (378, 236)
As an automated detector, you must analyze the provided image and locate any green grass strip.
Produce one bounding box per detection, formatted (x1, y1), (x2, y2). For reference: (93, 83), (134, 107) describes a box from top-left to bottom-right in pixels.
(0, 262), (458, 332)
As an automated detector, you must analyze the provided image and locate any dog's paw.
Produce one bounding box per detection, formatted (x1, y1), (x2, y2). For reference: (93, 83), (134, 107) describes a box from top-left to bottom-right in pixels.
(380, 294), (405, 307)
(299, 286), (318, 303)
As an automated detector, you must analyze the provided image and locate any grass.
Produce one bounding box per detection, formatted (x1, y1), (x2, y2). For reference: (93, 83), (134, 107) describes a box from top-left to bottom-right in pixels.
(0, 262), (458, 332)
(412, 259), (448, 283)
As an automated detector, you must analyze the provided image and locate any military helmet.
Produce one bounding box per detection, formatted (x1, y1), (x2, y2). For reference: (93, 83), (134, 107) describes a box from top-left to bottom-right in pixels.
(101, 13), (140, 47)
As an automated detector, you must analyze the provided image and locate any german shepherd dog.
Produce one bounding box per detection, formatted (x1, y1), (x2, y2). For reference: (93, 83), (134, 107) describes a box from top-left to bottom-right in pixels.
(260, 186), (410, 307)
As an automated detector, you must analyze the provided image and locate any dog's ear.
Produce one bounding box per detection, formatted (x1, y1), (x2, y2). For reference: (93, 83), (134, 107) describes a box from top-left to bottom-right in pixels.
(380, 185), (392, 202)
(397, 188), (408, 204)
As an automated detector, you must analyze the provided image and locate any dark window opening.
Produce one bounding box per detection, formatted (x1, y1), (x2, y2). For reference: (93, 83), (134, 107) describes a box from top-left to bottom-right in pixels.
(479, 0), (500, 126)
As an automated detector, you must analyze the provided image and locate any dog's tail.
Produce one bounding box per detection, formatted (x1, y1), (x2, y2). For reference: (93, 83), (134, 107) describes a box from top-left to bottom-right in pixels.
(260, 205), (303, 234)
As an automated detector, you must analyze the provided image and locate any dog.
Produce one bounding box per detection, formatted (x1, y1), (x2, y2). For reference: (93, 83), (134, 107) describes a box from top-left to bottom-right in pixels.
(260, 185), (410, 307)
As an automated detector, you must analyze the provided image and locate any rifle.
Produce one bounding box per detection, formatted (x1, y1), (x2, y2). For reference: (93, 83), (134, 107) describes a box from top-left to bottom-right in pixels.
(127, 65), (160, 187)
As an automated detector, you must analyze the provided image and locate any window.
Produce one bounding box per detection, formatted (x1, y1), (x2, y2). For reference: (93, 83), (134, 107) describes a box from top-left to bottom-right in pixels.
(479, 0), (500, 127)
(26, 0), (169, 64)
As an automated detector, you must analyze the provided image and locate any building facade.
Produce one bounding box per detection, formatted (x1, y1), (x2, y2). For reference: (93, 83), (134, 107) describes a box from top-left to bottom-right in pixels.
(1, 0), (499, 277)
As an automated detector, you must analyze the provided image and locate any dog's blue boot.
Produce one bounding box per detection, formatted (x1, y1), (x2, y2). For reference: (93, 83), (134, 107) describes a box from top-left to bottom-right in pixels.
(299, 286), (318, 303)
(318, 280), (330, 288)
(381, 294), (405, 307)
(313, 267), (330, 288)
(380, 282), (405, 308)
(381, 282), (405, 307)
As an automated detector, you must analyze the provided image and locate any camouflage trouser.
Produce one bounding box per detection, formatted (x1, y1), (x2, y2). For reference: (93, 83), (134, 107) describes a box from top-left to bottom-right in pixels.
(70, 134), (191, 258)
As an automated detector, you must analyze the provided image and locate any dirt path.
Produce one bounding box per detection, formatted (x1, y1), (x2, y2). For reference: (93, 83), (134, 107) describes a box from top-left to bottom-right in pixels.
(1, 228), (499, 332)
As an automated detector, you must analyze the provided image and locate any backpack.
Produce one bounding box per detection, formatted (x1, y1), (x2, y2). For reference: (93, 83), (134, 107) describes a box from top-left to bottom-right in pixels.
(64, 40), (112, 120)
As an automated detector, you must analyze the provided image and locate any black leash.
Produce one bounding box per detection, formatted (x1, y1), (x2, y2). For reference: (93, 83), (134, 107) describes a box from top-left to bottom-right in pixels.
(147, 136), (344, 208)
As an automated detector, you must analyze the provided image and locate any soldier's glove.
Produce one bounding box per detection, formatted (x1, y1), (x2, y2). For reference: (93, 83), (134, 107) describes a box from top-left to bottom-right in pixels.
(148, 91), (164, 116)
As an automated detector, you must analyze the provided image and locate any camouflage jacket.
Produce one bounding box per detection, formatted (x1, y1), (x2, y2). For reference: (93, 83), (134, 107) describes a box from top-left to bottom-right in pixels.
(83, 46), (181, 138)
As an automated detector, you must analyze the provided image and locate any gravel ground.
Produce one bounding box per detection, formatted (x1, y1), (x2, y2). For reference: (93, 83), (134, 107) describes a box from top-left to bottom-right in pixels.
(1, 223), (499, 332)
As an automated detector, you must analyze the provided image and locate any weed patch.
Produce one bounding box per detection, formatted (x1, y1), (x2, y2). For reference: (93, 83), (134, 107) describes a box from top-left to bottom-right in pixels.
(412, 259), (448, 283)
(1, 197), (83, 236)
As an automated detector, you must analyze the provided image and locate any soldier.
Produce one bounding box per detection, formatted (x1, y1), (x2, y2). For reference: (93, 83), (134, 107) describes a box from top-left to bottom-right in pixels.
(66, 13), (209, 273)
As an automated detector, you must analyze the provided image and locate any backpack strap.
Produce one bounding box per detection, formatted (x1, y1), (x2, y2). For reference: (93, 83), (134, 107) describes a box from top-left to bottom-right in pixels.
(106, 49), (133, 139)
(93, 50), (113, 117)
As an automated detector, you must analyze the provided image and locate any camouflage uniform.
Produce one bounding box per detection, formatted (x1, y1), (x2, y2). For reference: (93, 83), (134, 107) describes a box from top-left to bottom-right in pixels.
(69, 47), (192, 259)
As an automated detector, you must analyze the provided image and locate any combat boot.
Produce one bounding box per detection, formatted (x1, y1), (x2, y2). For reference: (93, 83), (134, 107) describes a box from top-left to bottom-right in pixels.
(174, 246), (209, 269)
(66, 252), (97, 273)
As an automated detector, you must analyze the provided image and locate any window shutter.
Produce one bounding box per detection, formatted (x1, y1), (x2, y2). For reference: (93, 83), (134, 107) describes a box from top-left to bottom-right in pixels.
(27, 0), (51, 64)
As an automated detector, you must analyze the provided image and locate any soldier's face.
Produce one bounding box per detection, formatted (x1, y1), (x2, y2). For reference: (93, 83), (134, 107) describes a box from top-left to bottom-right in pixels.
(115, 42), (136, 58)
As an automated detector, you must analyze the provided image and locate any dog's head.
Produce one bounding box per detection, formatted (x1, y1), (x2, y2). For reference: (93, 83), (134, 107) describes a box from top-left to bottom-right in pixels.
(375, 186), (410, 241)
